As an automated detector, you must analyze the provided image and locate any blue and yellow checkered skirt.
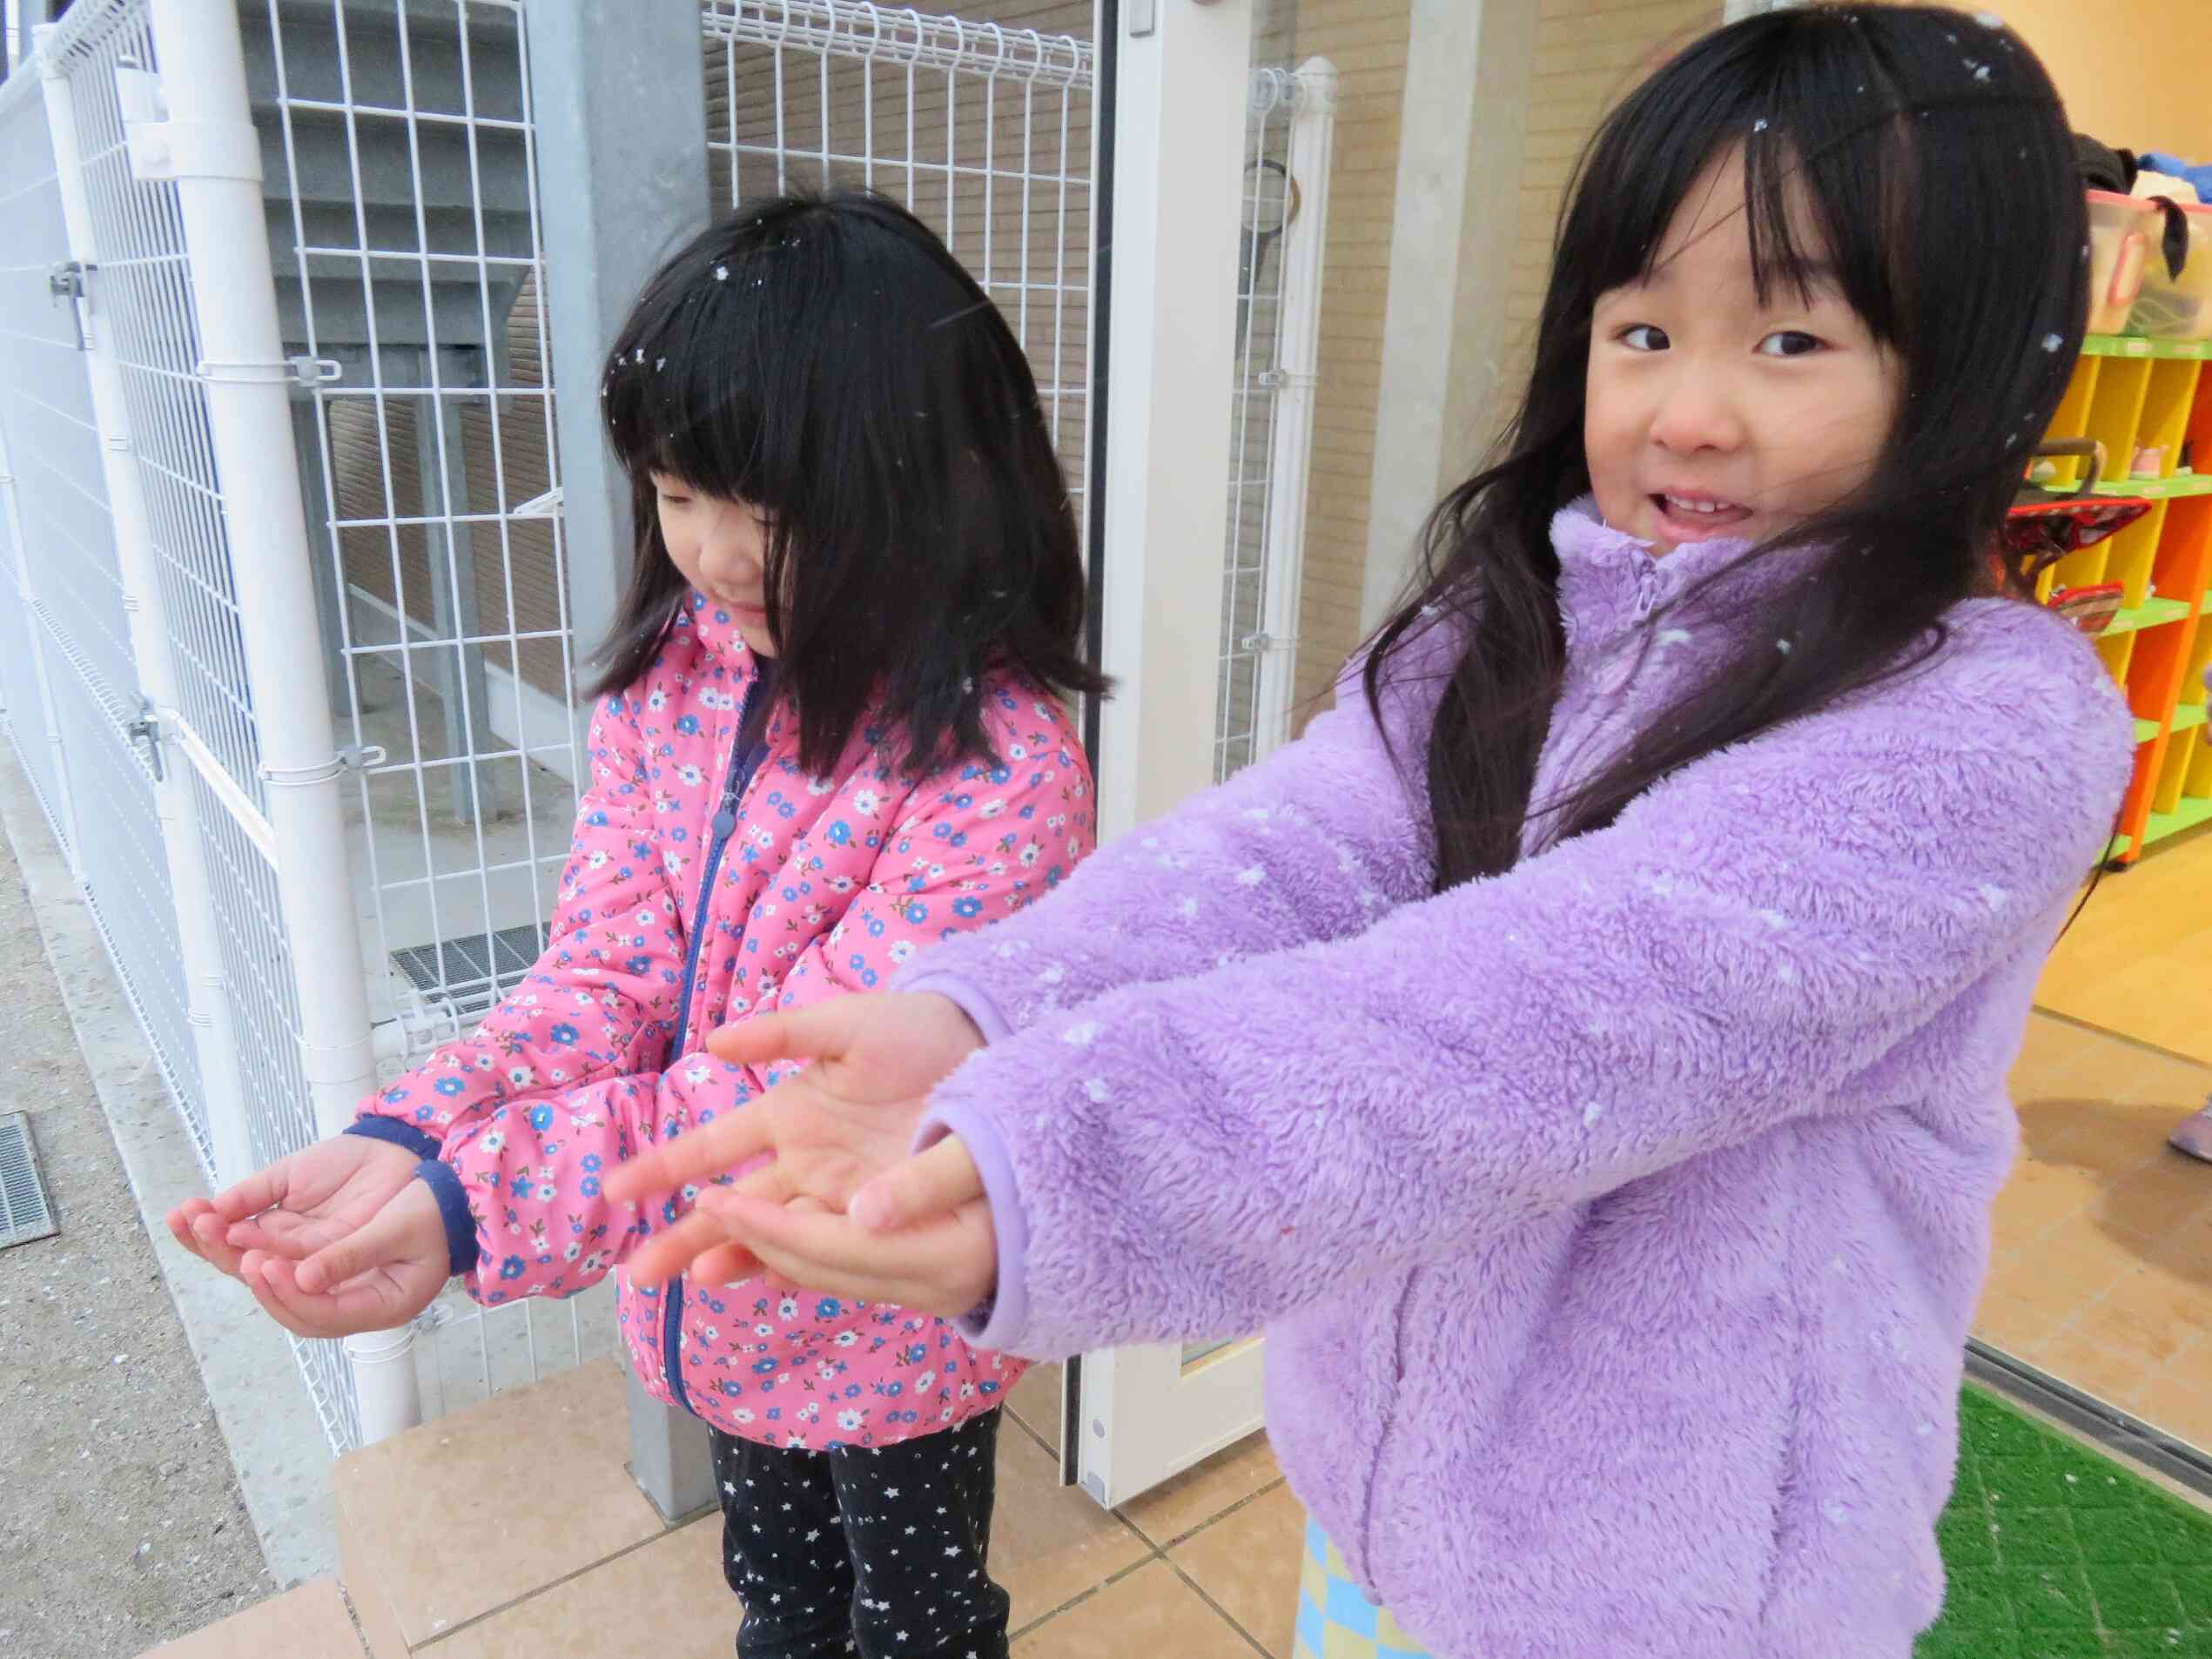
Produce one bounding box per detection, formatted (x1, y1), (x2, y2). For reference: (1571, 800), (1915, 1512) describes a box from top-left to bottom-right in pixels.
(1294, 1518), (1435, 1659)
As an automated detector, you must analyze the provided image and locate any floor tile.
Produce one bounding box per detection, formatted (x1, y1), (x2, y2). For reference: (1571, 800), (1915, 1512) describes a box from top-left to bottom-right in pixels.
(140, 1579), (365, 1659)
(1012, 1559), (1255, 1658)
(2036, 838), (2212, 1065)
(991, 1411), (1153, 1630)
(1007, 1361), (1063, 1455)
(424, 1518), (729, 1659)
(2129, 1365), (2212, 1451)
(1987, 1213), (2145, 1317)
(1167, 1481), (1307, 1657)
(1119, 1434), (1281, 1547)
(2032, 1325), (2156, 1407)
(333, 1360), (663, 1648)
(1972, 1290), (2063, 1360)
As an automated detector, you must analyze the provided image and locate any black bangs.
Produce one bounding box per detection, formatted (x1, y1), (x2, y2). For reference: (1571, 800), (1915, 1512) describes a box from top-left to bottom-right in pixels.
(1367, 4), (2088, 893)
(587, 191), (1106, 776)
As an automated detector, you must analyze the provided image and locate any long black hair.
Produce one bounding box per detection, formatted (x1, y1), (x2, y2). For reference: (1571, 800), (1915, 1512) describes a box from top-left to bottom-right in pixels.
(1365, 4), (2086, 890)
(594, 191), (1106, 776)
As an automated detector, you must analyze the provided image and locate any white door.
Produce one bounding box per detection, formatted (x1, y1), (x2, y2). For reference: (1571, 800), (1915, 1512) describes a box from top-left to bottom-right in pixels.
(1069, 0), (1269, 1510)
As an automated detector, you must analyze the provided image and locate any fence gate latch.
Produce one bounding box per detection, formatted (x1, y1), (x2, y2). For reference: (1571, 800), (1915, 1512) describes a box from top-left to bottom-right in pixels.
(125, 702), (166, 782)
(49, 262), (91, 352)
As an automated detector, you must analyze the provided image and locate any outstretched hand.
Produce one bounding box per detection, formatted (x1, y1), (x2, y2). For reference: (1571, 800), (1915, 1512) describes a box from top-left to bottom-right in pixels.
(608, 991), (995, 1293)
(166, 1133), (451, 1337)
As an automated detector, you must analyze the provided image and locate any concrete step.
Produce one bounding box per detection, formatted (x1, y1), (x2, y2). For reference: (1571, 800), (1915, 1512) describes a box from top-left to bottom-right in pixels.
(241, 0), (525, 126)
(134, 1579), (367, 1659)
(254, 104), (532, 226)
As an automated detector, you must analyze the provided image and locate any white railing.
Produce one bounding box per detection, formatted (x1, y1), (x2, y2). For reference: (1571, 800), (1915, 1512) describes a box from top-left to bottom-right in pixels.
(0, 0), (1331, 1461)
(703, 0), (1097, 524)
(1217, 56), (1333, 779)
(0, 0), (586, 1454)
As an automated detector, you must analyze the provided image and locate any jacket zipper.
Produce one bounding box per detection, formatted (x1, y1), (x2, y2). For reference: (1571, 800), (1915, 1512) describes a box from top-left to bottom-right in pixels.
(661, 673), (771, 1416)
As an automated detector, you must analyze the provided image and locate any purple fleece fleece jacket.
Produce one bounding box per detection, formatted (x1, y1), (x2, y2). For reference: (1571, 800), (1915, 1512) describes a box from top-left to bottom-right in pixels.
(900, 501), (2133, 1659)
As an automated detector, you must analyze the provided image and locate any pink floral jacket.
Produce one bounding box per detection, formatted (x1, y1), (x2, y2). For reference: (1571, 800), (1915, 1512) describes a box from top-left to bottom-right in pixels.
(355, 593), (1095, 1448)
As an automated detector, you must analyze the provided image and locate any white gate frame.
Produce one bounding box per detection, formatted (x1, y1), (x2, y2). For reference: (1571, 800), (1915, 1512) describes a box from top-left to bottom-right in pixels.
(35, 36), (256, 1191)
(33, 0), (415, 1443)
(1075, 0), (1264, 1510)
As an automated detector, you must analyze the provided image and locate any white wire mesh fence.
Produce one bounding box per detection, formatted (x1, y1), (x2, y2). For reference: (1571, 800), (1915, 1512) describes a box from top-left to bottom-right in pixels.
(1217, 58), (1331, 781)
(0, 0), (1335, 1459)
(701, 0), (1096, 522)
(250, 0), (613, 1429)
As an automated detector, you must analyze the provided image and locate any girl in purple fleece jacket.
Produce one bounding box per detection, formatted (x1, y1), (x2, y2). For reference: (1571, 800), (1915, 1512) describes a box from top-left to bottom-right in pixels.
(612, 10), (2134, 1656)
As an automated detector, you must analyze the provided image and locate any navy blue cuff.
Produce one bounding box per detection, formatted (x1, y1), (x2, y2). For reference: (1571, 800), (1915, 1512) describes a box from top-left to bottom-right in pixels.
(413, 1158), (480, 1278)
(346, 1116), (442, 1160)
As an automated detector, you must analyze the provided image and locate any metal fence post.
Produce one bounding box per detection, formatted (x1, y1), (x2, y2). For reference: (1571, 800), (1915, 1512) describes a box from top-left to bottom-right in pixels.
(34, 28), (257, 1190)
(522, 0), (708, 756)
(140, 0), (410, 1440)
(522, 0), (715, 1516)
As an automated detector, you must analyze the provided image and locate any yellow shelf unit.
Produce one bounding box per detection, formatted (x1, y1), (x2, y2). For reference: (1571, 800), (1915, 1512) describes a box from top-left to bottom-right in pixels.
(2038, 346), (2212, 863)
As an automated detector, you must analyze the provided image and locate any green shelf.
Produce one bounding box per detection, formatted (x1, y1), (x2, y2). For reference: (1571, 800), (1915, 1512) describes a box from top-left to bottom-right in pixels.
(2138, 793), (2212, 851)
(2093, 474), (2212, 500)
(2104, 595), (2193, 635)
(2080, 332), (2212, 359)
(2135, 703), (2209, 745)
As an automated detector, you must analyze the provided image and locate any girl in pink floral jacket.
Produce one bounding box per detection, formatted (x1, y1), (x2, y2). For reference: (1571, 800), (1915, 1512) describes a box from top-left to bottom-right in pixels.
(171, 191), (1100, 1659)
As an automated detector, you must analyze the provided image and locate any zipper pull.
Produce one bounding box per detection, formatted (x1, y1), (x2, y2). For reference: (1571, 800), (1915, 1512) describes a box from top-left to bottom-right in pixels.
(1633, 561), (1662, 621)
(711, 787), (740, 841)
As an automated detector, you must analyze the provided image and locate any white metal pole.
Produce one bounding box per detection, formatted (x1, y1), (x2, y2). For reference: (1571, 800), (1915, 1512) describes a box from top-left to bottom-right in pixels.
(1075, 0), (1262, 1510)
(35, 32), (258, 1191)
(1252, 57), (1334, 757)
(142, 0), (409, 1441)
(1092, 0), (1248, 841)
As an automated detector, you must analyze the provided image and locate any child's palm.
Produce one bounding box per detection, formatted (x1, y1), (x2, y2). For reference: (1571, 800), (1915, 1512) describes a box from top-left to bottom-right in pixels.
(168, 1133), (420, 1273)
(615, 991), (984, 1287)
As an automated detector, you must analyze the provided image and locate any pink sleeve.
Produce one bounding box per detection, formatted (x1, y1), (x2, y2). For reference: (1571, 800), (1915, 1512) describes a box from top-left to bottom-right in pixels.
(357, 693), (684, 1141)
(438, 1053), (757, 1301)
(434, 688), (1096, 1302)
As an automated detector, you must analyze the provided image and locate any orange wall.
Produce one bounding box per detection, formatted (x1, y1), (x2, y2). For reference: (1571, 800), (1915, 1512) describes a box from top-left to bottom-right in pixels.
(1996, 0), (2212, 159)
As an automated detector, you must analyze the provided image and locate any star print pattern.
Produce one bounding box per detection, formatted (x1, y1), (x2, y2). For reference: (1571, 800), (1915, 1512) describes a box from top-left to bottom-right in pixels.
(714, 1407), (1011, 1657)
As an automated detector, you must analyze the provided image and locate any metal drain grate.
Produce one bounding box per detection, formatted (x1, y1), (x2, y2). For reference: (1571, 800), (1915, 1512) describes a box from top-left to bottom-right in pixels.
(390, 924), (546, 1018)
(0, 1112), (57, 1251)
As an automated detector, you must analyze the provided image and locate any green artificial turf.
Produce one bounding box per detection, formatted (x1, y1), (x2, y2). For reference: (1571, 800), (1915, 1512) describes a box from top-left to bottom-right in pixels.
(1918, 1387), (2212, 1658)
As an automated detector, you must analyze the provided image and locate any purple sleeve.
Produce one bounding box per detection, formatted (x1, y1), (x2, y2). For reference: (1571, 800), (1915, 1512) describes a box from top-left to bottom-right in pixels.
(892, 641), (1455, 1038)
(926, 615), (2134, 1358)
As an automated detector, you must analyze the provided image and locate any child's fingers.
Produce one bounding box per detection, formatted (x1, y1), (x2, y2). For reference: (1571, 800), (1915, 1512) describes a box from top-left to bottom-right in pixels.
(696, 1189), (902, 1282)
(259, 1255), (407, 1335)
(237, 1251), (319, 1340)
(704, 997), (861, 1070)
(167, 1200), (214, 1261)
(225, 1211), (326, 1258)
(691, 1240), (767, 1286)
(604, 1117), (769, 1207)
(851, 1137), (985, 1233)
(627, 1208), (742, 1290)
(210, 1163), (292, 1224)
(297, 1188), (434, 1296)
(190, 1211), (250, 1277)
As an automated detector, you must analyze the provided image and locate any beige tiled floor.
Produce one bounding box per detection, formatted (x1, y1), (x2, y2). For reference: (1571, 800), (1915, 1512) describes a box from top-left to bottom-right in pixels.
(306, 1356), (1304, 1659)
(139, 1579), (366, 1659)
(1977, 1007), (2212, 1453)
(2036, 823), (2212, 1065)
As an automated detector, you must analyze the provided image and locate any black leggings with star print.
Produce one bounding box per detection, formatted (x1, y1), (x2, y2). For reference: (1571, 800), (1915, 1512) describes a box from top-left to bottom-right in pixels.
(710, 1407), (1012, 1658)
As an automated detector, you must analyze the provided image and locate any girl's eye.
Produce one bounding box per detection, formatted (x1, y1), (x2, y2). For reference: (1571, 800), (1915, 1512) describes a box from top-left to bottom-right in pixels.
(1620, 324), (1670, 352)
(1758, 330), (1824, 359)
